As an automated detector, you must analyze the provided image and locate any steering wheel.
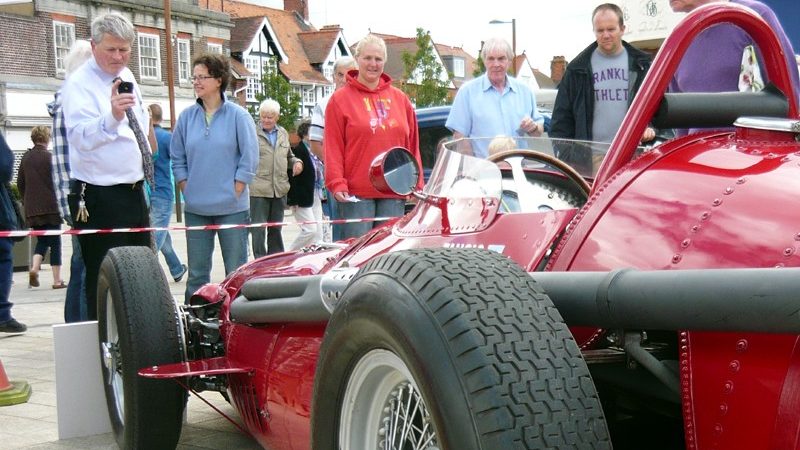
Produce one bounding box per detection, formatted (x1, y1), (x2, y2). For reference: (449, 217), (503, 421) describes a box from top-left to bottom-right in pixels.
(488, 149), (591, 195)
(487, 149), (590, 213)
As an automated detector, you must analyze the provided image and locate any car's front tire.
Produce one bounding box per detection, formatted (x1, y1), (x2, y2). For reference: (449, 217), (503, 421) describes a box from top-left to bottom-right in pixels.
(97, 246), (187, 449)
(312, 248), (610, 449)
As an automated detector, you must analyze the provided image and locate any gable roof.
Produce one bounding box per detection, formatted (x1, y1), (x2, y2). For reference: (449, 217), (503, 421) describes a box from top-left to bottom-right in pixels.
(230, 16), (266, 53)
(202, 0), (331, 85)
(513, 54), (527, 77)
(298, 28), (342, 65)
(435, 43), (478, 88)
(532, 69), (556, 89)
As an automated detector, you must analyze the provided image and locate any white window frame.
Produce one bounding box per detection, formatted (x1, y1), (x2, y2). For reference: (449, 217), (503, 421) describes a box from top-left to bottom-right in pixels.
(323, 64), (333, 82)
(207, 43), (223, 54)
(53, 22), (75, 76)
(137, 33), (161, 81)
(177, 38), (190, 83)
(245, 56), (262, 102)
(453, 58), (465, 78)
(303, 86), (315, 105)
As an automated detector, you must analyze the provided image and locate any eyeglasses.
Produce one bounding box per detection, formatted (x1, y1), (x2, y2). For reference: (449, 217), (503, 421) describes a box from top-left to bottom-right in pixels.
(190, 75), (216, 82)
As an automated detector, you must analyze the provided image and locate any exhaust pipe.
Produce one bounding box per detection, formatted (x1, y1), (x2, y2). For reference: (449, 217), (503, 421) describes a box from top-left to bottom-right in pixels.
(531, 268), (800, 334)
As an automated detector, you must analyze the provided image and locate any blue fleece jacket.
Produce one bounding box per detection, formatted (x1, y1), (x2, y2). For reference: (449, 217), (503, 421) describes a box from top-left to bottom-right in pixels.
(171, 98), (258, 216)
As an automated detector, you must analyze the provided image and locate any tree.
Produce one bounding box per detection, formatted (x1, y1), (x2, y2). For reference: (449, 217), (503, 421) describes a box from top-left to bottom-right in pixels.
(473, 41), (486, 77)
(401, 28), (450, 107)
(249, 56), (301, 131)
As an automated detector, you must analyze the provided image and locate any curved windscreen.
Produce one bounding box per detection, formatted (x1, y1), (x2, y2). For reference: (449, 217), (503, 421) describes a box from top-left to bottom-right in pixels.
(441, 137), (620, 179)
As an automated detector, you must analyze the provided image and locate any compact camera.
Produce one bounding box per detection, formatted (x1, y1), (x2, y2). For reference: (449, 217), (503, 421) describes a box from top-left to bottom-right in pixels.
(117, 81), (134, 94)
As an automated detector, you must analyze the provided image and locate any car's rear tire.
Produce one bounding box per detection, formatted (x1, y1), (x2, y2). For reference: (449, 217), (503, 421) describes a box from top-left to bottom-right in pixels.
(97, 246), (187, 450)
(312, 248), (610, 449)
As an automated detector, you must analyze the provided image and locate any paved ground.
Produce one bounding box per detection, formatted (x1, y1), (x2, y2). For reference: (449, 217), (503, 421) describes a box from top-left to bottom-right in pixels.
(0, 213), (300, 449)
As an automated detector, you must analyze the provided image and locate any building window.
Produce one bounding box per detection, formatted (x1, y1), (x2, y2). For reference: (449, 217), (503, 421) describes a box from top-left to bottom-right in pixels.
(138, 33), (161, 80)
(323, 64), (333, 82)
(245, 56), (262, 102)
(303, 86), (315, 105)
(53, 22), (75, 76)
(324, 85), (332, 97)
(453, 58), (465, 78)
(177, 39), (190, 83)
(207, 43), (223, 54)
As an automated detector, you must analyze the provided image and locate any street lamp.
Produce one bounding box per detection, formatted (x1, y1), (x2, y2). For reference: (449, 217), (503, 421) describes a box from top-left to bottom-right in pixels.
(489, 18), (516, 76)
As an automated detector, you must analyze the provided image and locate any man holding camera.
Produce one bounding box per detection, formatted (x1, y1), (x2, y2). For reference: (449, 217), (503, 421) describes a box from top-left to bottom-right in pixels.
(61, 12), (153, 320)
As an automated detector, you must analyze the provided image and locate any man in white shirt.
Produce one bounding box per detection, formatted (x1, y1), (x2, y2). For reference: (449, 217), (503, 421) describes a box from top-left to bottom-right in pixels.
(61, 12), (153, 320)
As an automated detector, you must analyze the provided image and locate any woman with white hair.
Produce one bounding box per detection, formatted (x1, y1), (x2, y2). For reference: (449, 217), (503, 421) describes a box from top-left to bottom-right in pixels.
(171, 52), (259, 302)
(247, 98), (302, 257)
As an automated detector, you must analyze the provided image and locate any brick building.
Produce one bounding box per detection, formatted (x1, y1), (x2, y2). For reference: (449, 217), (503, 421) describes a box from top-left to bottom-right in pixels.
(0, 0), (236, 155)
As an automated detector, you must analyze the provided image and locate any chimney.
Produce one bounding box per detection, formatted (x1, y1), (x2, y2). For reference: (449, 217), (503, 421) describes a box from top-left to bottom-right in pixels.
(284, 0), (309, 20)
(550, 56), (567, 84)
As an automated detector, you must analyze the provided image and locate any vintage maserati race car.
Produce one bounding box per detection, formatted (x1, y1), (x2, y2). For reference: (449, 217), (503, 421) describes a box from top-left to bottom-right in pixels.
(95, 4), (800, 450)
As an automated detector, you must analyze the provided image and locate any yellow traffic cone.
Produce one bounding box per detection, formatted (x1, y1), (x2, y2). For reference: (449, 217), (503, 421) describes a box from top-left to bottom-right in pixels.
(0, 357), (31, 406)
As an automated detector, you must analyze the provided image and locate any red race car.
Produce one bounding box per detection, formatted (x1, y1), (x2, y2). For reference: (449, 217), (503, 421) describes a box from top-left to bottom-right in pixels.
(97, 4), (800, 450)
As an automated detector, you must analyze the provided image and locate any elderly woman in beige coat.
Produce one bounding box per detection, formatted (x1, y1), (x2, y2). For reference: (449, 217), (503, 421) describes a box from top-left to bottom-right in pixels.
(249, 98), (302, 258)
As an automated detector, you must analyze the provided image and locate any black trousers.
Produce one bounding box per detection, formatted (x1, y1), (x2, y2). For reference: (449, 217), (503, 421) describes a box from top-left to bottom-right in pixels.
(68, 181), (151, 320)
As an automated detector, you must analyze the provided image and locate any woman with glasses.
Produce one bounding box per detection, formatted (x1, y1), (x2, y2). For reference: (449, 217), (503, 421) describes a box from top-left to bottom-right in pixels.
(171, 53), (259, 302)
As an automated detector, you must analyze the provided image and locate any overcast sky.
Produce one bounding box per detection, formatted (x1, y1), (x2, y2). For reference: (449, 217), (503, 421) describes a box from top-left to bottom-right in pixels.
(250, 0), (601, 71)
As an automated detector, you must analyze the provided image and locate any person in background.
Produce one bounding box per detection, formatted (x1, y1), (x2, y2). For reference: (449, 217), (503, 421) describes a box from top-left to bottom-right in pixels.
(17, 126), (65, 290)
(0, 132), (26, 333)
(310, 56), (356, 242)
(669, 0), (800, 135)
(248, 98), (302, 257)
(148, 103), (186, 283)
(445, 37), (544, 158)
(324, 34), (422, 239)
(171, 53), (258, 302)
(287, 121), (323, 250)
(50, 39), (91, 323)
(61, 13), (153, 321)
(550, 3), (655, 144)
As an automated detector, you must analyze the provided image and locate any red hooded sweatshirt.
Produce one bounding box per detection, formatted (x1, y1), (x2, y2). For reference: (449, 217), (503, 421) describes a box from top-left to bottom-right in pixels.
(324, 70), (422, 198)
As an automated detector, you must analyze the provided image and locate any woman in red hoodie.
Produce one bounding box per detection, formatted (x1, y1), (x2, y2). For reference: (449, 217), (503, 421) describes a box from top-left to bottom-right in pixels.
(324, 34), (422, 240)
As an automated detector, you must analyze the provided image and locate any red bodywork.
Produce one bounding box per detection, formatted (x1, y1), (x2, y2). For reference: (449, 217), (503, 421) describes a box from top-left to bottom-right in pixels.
(142, 5), (800, 449)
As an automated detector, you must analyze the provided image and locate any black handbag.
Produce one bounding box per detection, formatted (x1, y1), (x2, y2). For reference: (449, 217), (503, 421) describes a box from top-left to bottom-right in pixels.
(4, 183), (26, 242)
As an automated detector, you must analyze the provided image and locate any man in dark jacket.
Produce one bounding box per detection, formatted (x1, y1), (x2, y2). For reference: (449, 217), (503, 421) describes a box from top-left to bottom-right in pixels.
(550, 3), (655, 145)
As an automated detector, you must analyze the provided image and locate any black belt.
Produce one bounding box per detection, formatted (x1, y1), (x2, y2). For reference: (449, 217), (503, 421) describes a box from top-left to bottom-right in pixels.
(70, 179), (144, 193)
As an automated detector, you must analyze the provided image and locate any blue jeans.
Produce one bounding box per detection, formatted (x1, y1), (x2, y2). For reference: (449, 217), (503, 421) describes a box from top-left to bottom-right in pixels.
(0, 238), (13, 323)
(150, 196), (184, 278)
(184, 210), (249, 302)
(338, 198), (404, 239)
(64, 234), (86, 323)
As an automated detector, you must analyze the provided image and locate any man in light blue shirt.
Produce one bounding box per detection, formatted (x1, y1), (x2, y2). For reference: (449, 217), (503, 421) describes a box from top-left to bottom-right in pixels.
(446, 37), (544, 158)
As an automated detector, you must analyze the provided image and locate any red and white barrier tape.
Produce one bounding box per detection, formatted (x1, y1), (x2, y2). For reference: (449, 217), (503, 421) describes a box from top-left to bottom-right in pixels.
(0, 216), (396, 239)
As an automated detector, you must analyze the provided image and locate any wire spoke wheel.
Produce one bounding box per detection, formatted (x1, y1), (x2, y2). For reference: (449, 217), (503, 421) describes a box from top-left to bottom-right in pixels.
(340, 349), (439, 450)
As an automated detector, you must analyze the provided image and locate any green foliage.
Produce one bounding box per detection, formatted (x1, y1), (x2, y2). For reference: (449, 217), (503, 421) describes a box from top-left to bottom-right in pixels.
(473, 41), (486, 77)
(400, 28), (450, 107)
(248, 56), (301, 131)
(8, 183), (20, 201)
